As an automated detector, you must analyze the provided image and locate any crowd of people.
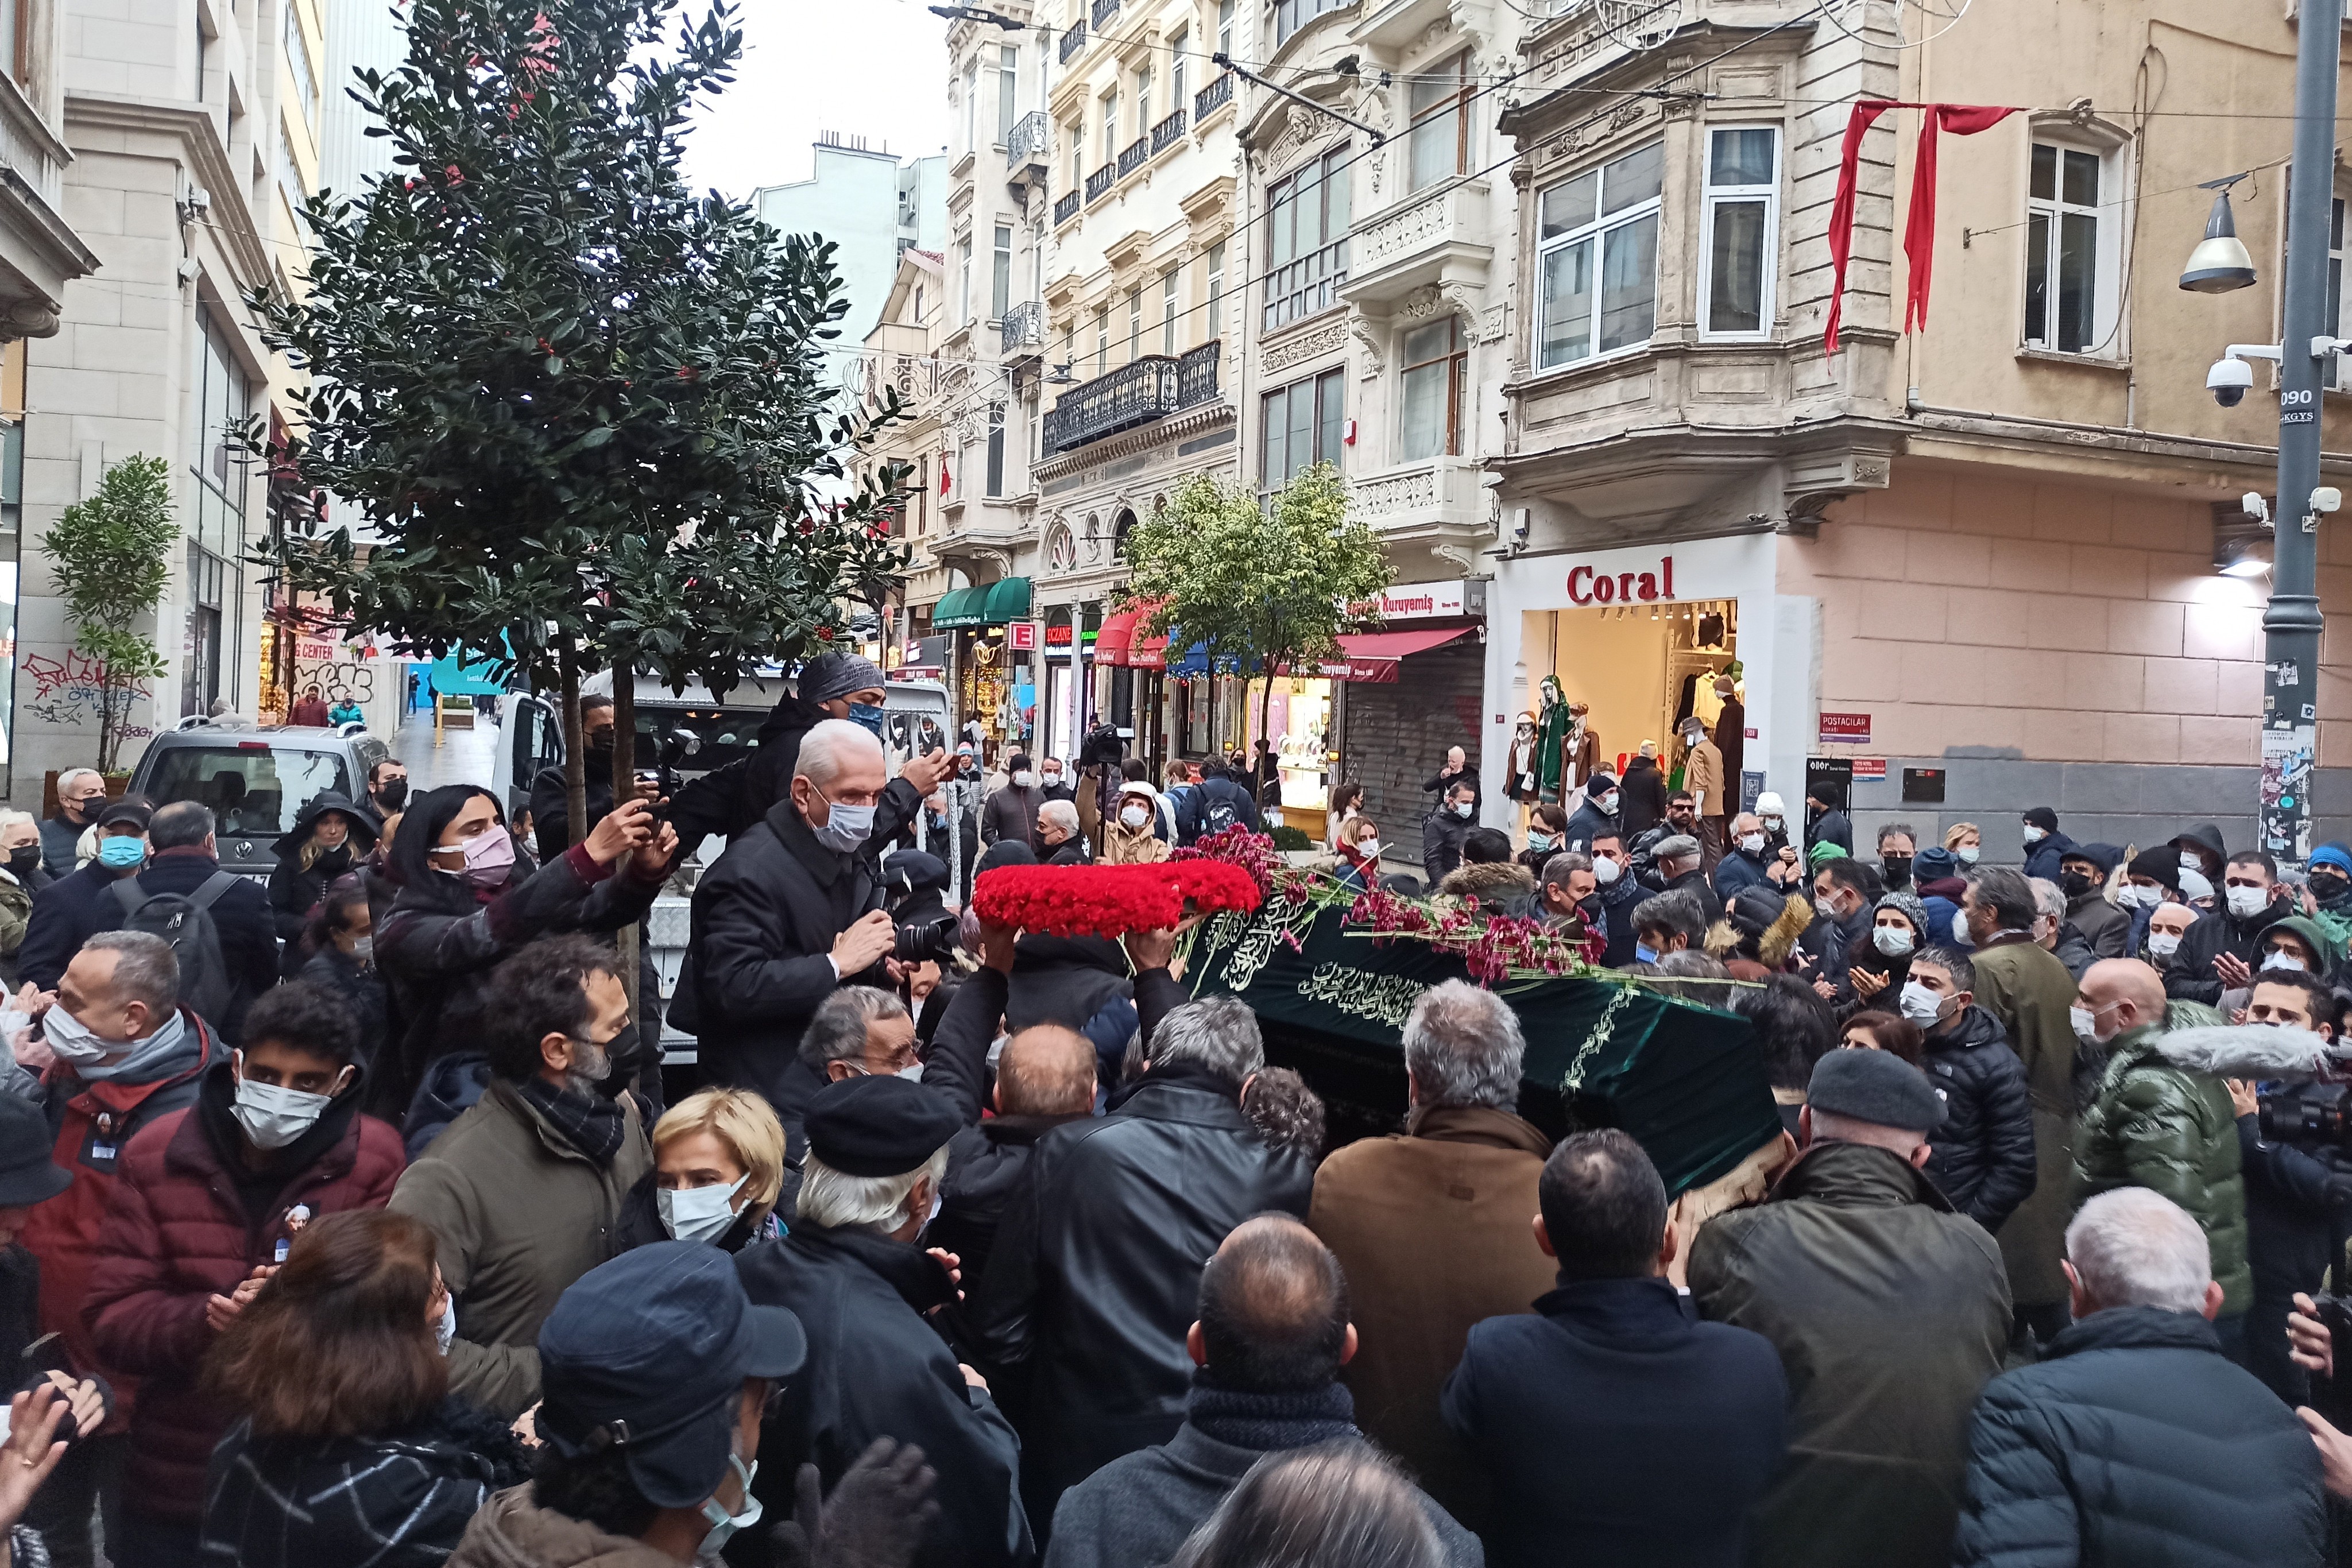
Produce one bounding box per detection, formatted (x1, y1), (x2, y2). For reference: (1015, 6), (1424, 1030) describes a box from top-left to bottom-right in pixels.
(1, 663), (2350, 1567)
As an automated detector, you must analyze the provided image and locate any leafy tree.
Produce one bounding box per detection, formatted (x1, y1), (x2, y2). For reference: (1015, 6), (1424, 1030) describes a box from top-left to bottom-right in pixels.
(1119, 464), (1392, 754)
(254, 0), (911, 839)
(41, 456), (176, 773)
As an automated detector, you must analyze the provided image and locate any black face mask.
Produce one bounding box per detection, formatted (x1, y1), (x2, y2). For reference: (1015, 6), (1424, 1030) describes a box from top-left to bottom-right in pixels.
(586, 730), (617, 757)
(2313, 869), (2351, 903)
(1882, 854), (1912, 886)
(594, 1023), (640, 1099)
(6, 846), (38, 877)
(2059, 870), (2095, 899)
(373, 778), (409, 813)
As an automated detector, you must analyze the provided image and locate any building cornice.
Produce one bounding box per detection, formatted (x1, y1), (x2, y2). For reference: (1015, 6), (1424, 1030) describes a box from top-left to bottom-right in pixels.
(1030, 398), (1235, 482)
(67, 93), (272, 294)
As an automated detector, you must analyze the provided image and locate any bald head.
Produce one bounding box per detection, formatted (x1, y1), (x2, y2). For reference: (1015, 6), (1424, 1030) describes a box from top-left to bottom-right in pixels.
(2079, 958), (2165, 1032)
(1191, 1215), (1353, 1392)
(994, 1025), (1096, 1117)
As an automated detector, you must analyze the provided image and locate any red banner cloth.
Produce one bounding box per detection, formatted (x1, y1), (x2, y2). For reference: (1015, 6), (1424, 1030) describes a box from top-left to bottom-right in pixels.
(1824, 101), (2018, 354)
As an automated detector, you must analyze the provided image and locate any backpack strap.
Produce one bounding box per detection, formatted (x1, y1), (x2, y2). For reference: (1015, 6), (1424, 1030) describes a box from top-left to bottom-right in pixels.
(189, 871), (241, 911)
(111, 877), (147, 919)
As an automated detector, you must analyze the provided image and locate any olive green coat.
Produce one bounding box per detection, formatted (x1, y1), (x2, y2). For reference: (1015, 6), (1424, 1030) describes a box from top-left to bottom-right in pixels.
(1965, 934), (2080, 1307)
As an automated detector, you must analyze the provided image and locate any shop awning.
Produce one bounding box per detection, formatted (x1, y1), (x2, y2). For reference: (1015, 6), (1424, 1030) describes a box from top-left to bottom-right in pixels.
(1096, 599), (1166, 668)
(932, 577), (1034, 630)
(1278, 626), (1476, 684)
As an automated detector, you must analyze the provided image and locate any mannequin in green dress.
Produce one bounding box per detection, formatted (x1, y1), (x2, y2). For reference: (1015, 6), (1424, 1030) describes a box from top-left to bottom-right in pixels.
(1538, 675), (1570, 802)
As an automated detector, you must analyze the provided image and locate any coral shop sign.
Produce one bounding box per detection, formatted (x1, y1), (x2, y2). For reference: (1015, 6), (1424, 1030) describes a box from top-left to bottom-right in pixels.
(1566, 556), (1676, 605)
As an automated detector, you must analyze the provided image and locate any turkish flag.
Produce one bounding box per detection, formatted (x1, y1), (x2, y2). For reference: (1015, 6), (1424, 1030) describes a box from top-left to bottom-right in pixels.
(939, 457), (951, 497)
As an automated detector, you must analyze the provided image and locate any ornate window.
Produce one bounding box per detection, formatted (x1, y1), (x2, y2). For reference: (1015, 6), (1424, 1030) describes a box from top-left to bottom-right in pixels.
(1047, 522), (1081, 574)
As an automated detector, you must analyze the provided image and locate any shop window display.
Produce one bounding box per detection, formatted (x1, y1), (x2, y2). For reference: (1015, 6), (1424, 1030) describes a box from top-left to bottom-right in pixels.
(1526, 598), (1742, 802)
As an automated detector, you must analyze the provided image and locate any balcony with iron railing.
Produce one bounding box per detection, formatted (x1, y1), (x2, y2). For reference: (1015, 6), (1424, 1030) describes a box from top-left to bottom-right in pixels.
(1091, 0), (1120, 28)
(1054, 189), (1082, 225)
(1006, 110), (1050, 173)
(1085, 162), (1114, 203)
(1058, 21), (1085, 63)
(1150, 109), (1185, 157)
(1116, 136), (1147, 180)
(1000, 300), (1044, 353)
(1194, 71), (1233, 120)
(1042, 340), (1225, 456)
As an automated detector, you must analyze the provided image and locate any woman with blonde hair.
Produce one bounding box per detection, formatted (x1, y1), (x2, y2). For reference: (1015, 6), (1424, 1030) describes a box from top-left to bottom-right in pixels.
(268, 791), (380, 975)
(616, 1087), (791, 1250)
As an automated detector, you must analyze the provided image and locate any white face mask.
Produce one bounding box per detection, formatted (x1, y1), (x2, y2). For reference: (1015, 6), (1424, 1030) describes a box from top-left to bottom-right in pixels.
(231, 1054), (347, 1151)
(657, 1175), (749, 1245)
(2181, 851), (2204, 873)
(1953, 845), (1980, 865)
(1356, 840), (1382, 860)
(2022, 826), (2046, 845)
(435, 1295), (457, 1356)
(1454, 802), (1475, 819)
(1739, 833), (1765, 854)
(1815, 893), (1845, 923)
(1951, 908), (1972, 944)
(1012, 770), (1036, 788)
(701, 1451), (763, 1552)
(350, 934), (375, 962)
(2226, 884), (2270, 919)
(2071, 1002), (2117, 1046)
(1761, 816), (1783, 834)
(1120, 804), (1151, 830)
(2262, 948), (2307, 973)
(2115, 884), (2157, 910)
(1597, 792), (1620, 813)
(1592, 855), (1621, 885)
(1897, 981), (1944, 1026)
(1874, 925), (1914, 958)
(38, 1005), (119, 1065)
(2148, 931), (2183, 959)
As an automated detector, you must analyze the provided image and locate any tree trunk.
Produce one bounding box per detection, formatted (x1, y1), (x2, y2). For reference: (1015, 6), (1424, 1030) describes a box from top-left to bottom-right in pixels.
(1258, 614), (1278, 796)
(609, 662), (642, 1023)
(559, 642), (587, 851)
(96, 669), (117, 775)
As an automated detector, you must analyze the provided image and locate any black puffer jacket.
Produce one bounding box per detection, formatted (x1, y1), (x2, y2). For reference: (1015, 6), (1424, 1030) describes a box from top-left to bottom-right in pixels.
(962, 1028), (1315, 1525)
(1951, 1306), (2326, 1568)
(201, 1396), (531, 1568)
(2163, 893), (2290, 1003)
(1919, 1004), (2038, 1233)
(265, 792), (380, 958)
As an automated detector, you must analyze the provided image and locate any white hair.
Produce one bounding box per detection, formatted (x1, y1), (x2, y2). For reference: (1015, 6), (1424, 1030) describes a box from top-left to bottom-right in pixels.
(1040, 799), (1080, 835)
(55, 768), (101, 796)
(796, 1144), (951, 1233)
(0, 809), (35, 837)
(2067, 1187), (2212, 1314)
(795, 718), (884, 789)
(2029, 877), (2068, 921)
(1401, 981), (1523, 1112)
(1150, 996), (1264, 1085)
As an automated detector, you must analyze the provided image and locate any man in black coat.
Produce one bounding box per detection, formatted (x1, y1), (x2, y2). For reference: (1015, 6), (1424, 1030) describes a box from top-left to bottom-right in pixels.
(1421, 745), (1480, 810)
(2164, 849), (2292, 1003)
(1804, 779), (1854, 860)
(1952, 1187), (2326, 1567)
(529, 694), (634, 862)
(1904, 947), (2038, 1233)
(1175, 764), (1259, 845)
(1588, 832), (1645, 969)
(962, 972), (1315, 1532)
(1561, 773), (1620, 854)
(1446, 1131), (1787, 1568)
(89, 802), (277, 1044)
(929, 1018), (1095, 1287)
(683, 721), (900, 1119)
(981, 754), (1046, 853)
(735, 1077), (1032, 1568)
(1421, 779), (1476, 887)
(20, 799), (151, 990)
(1049, 1216), (1479, 1568)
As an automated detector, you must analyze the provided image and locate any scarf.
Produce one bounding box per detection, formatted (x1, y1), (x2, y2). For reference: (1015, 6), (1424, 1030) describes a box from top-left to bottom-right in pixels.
(1185, 1376), (1357, 1452)
(78, 1010), (195, 1083)
(513, 1076), (627, 1167)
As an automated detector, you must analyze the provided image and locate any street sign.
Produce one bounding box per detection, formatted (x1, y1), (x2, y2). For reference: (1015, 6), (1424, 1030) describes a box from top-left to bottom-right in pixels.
(1008, 620), (1039, 652)
(1818, 711), (1871, 745)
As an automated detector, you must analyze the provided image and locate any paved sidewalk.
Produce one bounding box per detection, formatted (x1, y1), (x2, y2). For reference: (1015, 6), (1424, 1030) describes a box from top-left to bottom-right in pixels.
(390, 711), (502, 793)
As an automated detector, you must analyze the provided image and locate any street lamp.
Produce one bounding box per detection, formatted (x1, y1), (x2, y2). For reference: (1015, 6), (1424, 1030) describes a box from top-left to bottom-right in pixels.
(928, 5), (1026, 28)
(2180, 177), (2257, 294)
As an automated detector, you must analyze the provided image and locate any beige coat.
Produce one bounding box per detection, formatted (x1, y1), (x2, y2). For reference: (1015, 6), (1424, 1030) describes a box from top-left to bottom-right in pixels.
(1307, 1103), (1556, 1533)
(446, 1484), (678, 1568)
(1098, 816), (1171, 865)
(1684, 738), (1727, 818)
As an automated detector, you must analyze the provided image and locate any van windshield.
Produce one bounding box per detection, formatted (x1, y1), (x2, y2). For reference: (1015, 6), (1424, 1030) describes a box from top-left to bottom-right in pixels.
(143, 746), (353, 837)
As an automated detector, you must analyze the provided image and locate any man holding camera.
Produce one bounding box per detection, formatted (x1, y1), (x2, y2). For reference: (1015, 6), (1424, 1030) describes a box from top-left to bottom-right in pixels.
(684, 719), (911, 1130)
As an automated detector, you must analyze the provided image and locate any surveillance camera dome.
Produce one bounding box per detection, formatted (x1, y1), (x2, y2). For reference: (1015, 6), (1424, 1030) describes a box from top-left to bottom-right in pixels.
(2208, 355), (2254, 408)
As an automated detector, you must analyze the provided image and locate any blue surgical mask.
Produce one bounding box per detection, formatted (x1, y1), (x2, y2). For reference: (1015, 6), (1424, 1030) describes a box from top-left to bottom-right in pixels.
(1634, 943), (1658, 965)
(700, 1451), (763, 1552)
(96, 835), (145, 869)
(1527, 831), (1554, 851)
(847, 701), (887, 737)
(813, 795), (876, 853)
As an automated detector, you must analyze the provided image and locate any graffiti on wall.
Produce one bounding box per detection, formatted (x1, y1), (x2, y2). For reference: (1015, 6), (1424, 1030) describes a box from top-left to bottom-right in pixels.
(291, 636), (376, 705)
(22, 649), (154, 741)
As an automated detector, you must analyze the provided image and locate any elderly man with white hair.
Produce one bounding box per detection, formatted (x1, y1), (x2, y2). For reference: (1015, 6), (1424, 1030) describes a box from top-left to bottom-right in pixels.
(1952, 1187), (2327, 1567)
(683, 718), (903, 1133)
(1036, 796), (1089, 865)
(1307, 979), (1554, 1531)
(0, 808), (49, 975)
(42, 766), (106, 877)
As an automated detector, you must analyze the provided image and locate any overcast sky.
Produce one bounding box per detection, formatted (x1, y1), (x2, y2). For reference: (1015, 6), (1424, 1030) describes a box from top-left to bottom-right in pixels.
(682, 0), (955, 200)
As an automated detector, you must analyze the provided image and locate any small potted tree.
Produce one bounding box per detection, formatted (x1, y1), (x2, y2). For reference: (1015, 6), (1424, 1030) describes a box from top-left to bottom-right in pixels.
(41, 454), (175, 779)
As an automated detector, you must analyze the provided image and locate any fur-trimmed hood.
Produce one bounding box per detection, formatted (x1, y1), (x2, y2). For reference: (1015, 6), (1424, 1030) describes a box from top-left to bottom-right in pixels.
(1438, 860), (1537, 901)
(2145, 1023), (2335, 1083)
(1706, 891), (1813, 970)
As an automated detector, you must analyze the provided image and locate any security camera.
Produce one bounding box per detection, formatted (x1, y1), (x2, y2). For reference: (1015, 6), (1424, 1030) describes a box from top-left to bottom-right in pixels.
(2208, 355), (2254, 408)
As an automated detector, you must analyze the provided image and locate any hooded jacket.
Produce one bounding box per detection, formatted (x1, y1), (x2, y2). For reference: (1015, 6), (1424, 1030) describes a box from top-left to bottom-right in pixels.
(2162, 891), (2292, 1004)
(2072, 1023), (2331, 1316)
(1689, 1140), (2011, 1568)
(1436, 860), (1538, 921)
(82, 1063), (405, 1521)
(1951, 1306), (2326, 1568)
(2022, 828), (2076, 885)
(1705, 892), (1812, 982)
(265, 792), (381, 953)
(1920, 1003), (2038, 1232)
(445, 1484), (679, 1568)
(2173, 823), (2227, 882)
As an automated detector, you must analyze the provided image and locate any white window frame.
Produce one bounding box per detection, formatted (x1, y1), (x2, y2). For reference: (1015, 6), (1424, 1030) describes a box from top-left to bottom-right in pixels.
(1100, 91), (1119, 163)
(1134, 65), (1152, 142)
(1696, 125), (1780, 342)
(997, 45), (1018, 145)
(282, 3), (317, 132)
(2326, 190), (2349, 389)
(2021, 135), (2123, 358)
(1160, 265), (1179, 354)
(1205, 239), (1225, 337)
(1170, 29), (1187, 118)
(1532, 140), (1664, 372)
(958, 235), (974, 325)
(991, 224), (1012, 322)
(1216, 0), (1233, 57)
(964, 61), (979, 156)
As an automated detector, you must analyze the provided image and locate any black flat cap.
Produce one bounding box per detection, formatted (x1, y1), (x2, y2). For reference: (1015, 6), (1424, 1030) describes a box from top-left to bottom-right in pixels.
(804, 1076), (963, 1178)
(1808, 1047), (1945, 1132)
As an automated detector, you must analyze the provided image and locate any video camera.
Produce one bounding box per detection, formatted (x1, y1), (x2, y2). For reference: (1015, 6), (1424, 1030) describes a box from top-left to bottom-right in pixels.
(883, 849), (960, 967)
(2258, 1081), (2352, 1153)
(1078, 723), (1125, 772)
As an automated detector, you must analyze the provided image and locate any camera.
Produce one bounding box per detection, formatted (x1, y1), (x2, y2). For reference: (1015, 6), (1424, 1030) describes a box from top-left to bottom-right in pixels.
(2208, 355), (2254, 408)
(882, 847), (958, 966)
(2259, 1080), (2352, 1151)
(893, 912), (960, 966)
(1078, 723), (1125, 771)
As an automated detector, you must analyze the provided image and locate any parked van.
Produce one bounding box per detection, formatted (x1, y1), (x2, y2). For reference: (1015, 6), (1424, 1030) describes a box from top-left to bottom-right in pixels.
(125, 721), (392, 881)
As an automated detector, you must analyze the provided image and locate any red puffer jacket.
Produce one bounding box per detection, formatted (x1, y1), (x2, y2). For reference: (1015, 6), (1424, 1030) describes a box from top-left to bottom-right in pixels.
(82, 1069), (405, 1523)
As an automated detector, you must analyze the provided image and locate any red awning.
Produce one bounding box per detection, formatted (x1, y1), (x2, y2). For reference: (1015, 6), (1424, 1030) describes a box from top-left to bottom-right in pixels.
(1120, 599), (1170, 671)
(1278, 626), (1474, 684)
(1096, 607), (1140, 668)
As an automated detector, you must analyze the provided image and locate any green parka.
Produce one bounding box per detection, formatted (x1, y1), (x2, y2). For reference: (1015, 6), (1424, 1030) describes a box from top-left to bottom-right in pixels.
(2072, 1021), (2328, 1316)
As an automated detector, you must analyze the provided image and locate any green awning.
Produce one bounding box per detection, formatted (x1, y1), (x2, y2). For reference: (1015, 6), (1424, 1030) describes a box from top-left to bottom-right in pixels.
(982, 576), (1032, 623)
(932, 585), (988, 629)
